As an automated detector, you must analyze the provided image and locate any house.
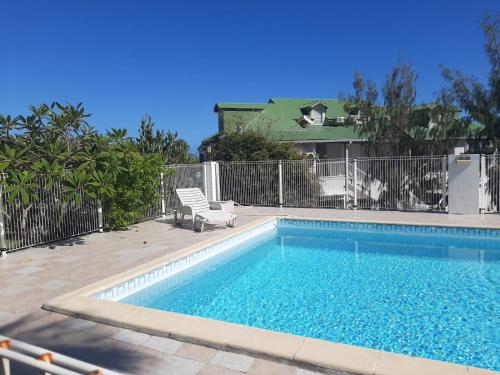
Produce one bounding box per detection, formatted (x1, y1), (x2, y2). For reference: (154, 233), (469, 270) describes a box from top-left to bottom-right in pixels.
(199, 98), (475, 160)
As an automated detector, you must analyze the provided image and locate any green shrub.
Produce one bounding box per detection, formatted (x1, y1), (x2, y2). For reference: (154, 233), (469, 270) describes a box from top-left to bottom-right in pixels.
(104, 154), (172, 230)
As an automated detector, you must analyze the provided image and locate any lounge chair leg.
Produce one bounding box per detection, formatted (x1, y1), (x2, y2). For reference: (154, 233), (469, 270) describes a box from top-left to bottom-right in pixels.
(228, 218), (236, 228)
(200, 221), (205, 232)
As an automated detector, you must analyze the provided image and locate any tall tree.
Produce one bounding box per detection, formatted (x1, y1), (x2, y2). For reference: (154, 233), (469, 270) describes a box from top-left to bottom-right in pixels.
(344, 62), (468, 156)
(440, 14), (500, 151)
(135, 114), (197, 164)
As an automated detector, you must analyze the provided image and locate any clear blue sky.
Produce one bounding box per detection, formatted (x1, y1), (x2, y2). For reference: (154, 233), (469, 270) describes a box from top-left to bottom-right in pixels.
(0, 0), (497, 152)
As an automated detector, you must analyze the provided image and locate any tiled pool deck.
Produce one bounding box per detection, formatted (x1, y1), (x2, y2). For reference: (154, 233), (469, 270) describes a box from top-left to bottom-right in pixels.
(1, 207), (500, 375)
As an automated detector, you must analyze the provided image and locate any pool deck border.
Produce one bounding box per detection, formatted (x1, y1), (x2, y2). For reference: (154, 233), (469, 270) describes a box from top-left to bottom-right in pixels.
(43, 215), (499, 375)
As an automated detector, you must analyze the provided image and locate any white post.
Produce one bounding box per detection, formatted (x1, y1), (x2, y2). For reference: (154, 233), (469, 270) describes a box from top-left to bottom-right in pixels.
(0, 182), (6, 253)
(215, 162), (221, 201)
(97, 203), (103, 233)
(353, 158), (357, 210)
(278, 160), (283, 208)
(480, 154), (486, 214)
(344, 145), (349, 209)
(202, 163), (208, 198)
(0, 356), (10, 375)
(442, 156), (448, 212)
(160, 172), (166, 218)
(205, 162), (221, 202)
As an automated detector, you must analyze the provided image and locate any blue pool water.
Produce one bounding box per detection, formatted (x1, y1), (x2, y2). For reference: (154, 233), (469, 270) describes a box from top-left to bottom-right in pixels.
(121, 219), (500, 371)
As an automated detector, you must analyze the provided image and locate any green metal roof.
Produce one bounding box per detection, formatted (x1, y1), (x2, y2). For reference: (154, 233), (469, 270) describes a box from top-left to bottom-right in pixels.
(214, 103), (267, 111)
(215, 98), (356, 142)
(204, 98), (482, 145)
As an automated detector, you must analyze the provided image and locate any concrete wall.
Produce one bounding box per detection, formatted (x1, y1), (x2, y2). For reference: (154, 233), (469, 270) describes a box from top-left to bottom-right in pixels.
(448, 154), (480, 215)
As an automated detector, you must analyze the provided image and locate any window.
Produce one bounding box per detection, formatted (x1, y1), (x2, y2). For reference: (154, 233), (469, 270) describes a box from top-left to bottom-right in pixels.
(310, 109), (325, 125)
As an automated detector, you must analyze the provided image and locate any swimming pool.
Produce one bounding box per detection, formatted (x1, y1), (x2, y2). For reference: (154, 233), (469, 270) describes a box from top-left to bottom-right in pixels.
(110, 219), (499, 371)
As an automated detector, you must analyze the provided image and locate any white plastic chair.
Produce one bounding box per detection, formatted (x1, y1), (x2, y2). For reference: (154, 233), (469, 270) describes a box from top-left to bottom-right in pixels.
(175, 188), (236, 232)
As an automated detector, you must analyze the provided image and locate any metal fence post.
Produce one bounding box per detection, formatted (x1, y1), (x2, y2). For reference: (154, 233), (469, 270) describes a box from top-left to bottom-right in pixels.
(278, 160), (283, 208)
(344, 147), (349, 209)
(353, 158), (357, 210)
(160, 172), (166, 218)
(97, 200), (103, 233)
(442, 156), (448, 212)
(202, 162), (208, 198)
(480, 154), (486, 214)
(0, 180), (7, 254)
(215, 162), (221, 201)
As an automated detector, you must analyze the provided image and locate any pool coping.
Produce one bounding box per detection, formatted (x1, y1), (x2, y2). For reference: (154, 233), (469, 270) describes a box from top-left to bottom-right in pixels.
(43, 215), (499, 375)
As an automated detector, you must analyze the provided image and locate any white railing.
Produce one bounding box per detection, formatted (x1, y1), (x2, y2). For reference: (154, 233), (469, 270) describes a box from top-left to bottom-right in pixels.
(0, 176), (100, 253)
(219, 161), (279, 206)
(355, 156), (447, 212)
(219, 156), (448, 212)
(0, 335), (124, 375)
(4, 155), (499, 252)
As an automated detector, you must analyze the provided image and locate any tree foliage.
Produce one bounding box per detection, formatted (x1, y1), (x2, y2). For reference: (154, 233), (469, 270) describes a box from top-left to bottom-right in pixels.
(211, 130), (303, 161)
(343, 63), (469, 156)
(440, 14), (500, 150)
(136, 115), (198, 164)
(0, 103), (191, 231)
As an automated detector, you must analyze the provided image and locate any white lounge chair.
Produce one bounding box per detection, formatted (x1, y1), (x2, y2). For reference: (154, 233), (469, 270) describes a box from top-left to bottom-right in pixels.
(175, 188), (236, 232)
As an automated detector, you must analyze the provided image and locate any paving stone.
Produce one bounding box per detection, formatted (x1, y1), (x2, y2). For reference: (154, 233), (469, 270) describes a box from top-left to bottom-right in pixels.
(14, 266), (44, 275)
(83, 323), (123, 338)
(151, 354), (205, 375)
(295, 369), (324, 375)
(198, 364), (244, 375)
(209, 351), (255, 372)
(56, 317), (98, 331)
(248, 358), (296, 375)
(113, 329), (151, 346)
(0, 284), (31, 296)
(175, 343), (217, 363)
(142, 335), (183, 354)
(0, 311), (16, 322)
(38, 279), (71, 291)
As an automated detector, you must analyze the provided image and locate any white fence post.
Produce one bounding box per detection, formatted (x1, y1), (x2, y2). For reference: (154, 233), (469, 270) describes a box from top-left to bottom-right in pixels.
(203, 163), (208, 198)
(97, 202), (103, 233)
(353, 158), (357, 210)
(278, 160), (283, 208)
(204, 162), (221, 202)
(344, 147), (349, 209)
(480, 154), (486, 214)
(442, 156), (448, 212)
(160, 172), (166, 218)
(0, 180), (7, 253)
(215, 162), (221, 201)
